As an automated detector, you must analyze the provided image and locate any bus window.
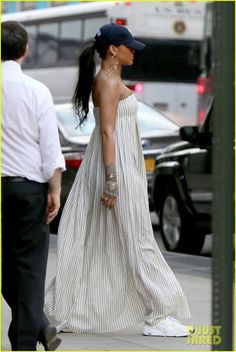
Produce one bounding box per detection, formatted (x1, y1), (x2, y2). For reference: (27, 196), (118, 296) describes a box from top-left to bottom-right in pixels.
(34, 22), (59, 66)
(23, 26), (37, 67)
(59, 19), (83, 65)
(39, 22), (58, 37)
(36, 33), (58, 66)
(122, 38), (201, 83)
(26, 25), (37, 35)
(84, 17), (107, 40)
(61, 19), (82, 40)
(58, 38), (82, 65)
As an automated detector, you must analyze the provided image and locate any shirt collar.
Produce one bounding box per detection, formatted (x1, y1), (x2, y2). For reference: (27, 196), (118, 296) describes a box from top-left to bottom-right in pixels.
(2, 60), (22, 72)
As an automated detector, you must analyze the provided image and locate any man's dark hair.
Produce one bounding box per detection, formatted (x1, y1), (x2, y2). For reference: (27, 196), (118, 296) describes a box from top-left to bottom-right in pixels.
(1, 21), (28, 61)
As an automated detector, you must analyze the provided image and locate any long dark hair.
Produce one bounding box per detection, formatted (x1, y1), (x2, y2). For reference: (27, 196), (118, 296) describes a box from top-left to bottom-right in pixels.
(72, 36), (109, 126)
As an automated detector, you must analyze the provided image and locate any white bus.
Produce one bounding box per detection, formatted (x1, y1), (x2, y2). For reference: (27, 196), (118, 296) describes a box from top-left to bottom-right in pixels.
(2, 1), (207, 125)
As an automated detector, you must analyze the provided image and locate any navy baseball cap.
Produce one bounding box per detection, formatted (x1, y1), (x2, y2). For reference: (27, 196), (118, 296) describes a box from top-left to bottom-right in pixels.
(95, 23), (145, 50)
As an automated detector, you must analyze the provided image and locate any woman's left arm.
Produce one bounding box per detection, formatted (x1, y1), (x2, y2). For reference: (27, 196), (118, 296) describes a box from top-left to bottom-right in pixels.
(99, 78), (120, 209)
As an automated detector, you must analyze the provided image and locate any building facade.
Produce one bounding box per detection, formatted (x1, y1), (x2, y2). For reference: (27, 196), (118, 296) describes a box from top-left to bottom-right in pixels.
(2, 1), (81, 14)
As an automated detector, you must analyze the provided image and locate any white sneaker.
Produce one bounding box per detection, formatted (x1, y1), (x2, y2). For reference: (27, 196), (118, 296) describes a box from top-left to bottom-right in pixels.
(143, 316), (193, 337)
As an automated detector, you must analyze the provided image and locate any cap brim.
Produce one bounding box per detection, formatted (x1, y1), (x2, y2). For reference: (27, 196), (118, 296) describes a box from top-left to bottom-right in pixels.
(126, 40), (146, 50)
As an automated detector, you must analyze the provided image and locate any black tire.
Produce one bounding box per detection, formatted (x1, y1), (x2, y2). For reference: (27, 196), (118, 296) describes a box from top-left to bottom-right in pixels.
(159, 186), (205, 254)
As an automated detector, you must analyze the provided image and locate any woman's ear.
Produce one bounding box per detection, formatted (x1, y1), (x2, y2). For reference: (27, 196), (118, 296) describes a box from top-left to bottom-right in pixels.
(108, 45), (118, 57)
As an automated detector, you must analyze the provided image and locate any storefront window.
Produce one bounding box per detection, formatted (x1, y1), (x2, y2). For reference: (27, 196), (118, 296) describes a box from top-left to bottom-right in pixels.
(51, 2), (66, 6)
(20, 2), (36, 11)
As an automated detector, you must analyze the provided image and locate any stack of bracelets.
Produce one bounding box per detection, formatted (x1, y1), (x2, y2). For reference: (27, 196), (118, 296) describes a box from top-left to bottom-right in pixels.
(104, 164), (118, 197)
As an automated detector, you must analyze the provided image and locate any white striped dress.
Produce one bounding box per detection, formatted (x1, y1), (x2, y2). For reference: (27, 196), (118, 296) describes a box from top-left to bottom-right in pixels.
(44, 93), (191, 333)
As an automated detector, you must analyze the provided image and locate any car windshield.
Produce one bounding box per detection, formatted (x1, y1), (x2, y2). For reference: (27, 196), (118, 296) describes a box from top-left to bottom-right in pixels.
(137, 102), (178, 131)
(56, 101), (178, 138)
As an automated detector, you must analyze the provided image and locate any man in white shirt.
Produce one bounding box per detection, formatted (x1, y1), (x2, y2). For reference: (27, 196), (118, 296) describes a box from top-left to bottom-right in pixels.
(2, 21), (65, 350)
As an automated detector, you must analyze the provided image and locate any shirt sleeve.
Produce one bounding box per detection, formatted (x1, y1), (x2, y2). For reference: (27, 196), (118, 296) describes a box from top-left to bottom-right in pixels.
(37, 86), (66, 180)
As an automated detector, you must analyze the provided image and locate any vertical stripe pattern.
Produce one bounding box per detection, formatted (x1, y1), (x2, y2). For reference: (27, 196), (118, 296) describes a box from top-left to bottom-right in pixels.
(44, 94), (191, 333)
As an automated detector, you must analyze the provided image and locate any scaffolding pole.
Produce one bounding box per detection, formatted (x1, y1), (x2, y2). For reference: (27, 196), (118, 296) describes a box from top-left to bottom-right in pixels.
(212, 2), (234, 351)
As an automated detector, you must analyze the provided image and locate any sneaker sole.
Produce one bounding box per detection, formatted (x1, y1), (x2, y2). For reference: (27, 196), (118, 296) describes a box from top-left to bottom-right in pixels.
(143, 329), (190, 337)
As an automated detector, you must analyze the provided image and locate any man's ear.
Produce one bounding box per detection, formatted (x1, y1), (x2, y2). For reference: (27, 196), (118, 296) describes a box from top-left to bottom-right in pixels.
(23, 44), (29, 59)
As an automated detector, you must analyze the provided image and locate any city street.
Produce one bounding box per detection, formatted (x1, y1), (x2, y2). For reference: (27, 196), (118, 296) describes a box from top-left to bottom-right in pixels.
(2, 1), (233, 350)
(2, 213), (212, 351)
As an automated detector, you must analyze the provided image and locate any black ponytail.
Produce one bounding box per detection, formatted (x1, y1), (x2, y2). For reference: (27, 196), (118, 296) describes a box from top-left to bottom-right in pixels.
(72, 43), (96, 126)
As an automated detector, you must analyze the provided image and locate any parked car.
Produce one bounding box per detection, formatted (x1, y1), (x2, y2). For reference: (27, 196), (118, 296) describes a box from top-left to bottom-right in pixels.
(152, 98), (213, 254)
(50, 101), (180, 233)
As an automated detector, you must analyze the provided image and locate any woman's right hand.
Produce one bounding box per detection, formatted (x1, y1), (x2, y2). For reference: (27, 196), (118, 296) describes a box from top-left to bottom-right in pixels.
(101, 178), (118, 209)
(101, 192), (117, 209)
(101, 163), (118, 209)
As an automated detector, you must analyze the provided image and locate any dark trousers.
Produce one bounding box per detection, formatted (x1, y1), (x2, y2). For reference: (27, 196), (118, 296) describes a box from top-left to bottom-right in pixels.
(2, 178), (50, 350)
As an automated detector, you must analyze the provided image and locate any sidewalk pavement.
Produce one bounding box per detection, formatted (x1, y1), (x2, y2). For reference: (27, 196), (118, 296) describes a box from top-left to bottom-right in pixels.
(2, 233), (211, 351)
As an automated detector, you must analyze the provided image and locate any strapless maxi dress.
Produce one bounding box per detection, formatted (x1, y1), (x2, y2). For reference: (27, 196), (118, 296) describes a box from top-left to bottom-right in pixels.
(44, 93), (191, 333)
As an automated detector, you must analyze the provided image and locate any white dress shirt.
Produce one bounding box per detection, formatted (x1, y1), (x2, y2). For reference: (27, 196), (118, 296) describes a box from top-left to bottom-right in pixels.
(2, 60), (65, 183)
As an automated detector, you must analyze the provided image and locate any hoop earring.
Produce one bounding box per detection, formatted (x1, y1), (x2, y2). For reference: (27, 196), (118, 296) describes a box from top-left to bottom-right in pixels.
(107, 55), (119, 77)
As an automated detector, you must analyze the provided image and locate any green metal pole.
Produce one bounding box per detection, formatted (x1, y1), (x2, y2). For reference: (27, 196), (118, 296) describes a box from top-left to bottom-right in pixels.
(212, 2), (234, 351)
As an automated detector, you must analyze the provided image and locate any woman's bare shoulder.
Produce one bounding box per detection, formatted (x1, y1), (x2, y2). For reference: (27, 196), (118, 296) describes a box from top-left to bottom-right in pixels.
(93, 72), (120, 104)
(94, 72), (119, 91)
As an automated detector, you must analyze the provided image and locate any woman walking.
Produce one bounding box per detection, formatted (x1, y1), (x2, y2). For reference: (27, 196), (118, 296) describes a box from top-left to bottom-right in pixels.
(45, 23), (192, 337)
